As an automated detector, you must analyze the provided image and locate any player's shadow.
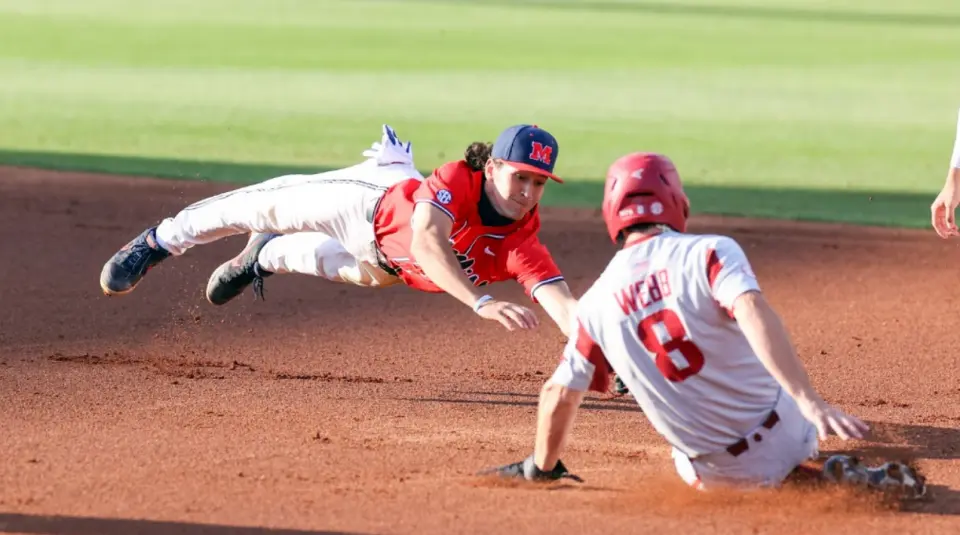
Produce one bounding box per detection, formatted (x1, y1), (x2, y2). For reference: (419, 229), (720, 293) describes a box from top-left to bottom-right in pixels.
(461, 389), (639, 405)
(0, 513), (365, 535)
(816, 420), (960, 516)
(862, 420), (960, 460)
(401, 390), (641, 413)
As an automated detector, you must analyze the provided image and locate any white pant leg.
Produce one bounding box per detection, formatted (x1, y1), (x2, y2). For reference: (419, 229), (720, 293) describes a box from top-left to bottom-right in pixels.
(674, 392), (819, 491)
(257, 232), (400, 288)
(672, 448), (702, 489)
(154, 161), (419, 260)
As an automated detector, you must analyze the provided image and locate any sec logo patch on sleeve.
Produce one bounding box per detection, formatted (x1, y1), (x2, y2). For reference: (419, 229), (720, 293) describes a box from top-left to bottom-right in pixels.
(436, 189), (453, 205)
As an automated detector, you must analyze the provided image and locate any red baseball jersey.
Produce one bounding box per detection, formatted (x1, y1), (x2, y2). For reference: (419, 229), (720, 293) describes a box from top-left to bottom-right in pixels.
(373, 161), (564, 299)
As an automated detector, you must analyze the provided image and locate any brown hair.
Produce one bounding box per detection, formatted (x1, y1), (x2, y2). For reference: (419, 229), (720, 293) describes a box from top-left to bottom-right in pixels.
(615, 223), (673, 247)
(464, 141), (493, 171)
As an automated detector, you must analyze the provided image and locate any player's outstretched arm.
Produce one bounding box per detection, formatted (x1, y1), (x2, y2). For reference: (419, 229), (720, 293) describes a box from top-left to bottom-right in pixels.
(533, 381), (585, 470)
(733, 290), (870, 441)
(931, 108), (960, 238)
(409, 203), (539, 331)
(532, 282), (578, 337)
(477, 379), (586, 483)
(478, 330), (597, 483)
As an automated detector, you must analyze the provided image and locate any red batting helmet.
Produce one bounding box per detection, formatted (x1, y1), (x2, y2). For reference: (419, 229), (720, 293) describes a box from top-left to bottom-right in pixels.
(601, 152), (690, 243)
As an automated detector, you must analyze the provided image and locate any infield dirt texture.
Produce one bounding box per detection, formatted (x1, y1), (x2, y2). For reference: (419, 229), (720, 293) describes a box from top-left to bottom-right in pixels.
(1, 166), (959, 534)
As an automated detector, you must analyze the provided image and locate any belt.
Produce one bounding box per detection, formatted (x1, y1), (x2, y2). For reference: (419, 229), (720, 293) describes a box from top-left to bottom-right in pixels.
(366, 195), (399, 277)
(374, 244), (399, 277)
(725, 410), (780, 457)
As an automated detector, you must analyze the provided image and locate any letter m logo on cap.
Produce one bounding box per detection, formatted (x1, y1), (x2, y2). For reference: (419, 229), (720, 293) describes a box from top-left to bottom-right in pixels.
(529, 142), (553, 165)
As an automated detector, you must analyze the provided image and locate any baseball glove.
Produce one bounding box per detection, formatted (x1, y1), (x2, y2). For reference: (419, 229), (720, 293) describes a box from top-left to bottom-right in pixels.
(478, 453), (583, 483)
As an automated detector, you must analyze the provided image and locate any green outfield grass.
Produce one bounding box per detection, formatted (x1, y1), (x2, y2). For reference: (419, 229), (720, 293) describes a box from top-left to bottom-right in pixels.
(1, 0), (958, 227)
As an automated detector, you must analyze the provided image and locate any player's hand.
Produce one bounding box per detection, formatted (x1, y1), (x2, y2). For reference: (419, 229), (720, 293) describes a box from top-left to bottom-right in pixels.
(476, 300), (539, 331)
(798, 399), (870, 441)
(931, 182), (960, 238)
(477, 454), (584, 483)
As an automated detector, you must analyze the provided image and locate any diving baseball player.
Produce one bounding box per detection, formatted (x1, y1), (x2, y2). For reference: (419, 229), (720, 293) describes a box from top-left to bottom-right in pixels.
(483, 152), (925, 494)
(930, 106), (960, 238)
(99, 124), (578, 335)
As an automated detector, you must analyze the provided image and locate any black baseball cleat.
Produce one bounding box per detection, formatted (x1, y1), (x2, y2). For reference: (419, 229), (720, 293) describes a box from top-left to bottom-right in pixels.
(613, 374), (630, 396)
(205, 233), (278, 305)
(100, 226), (171, 296)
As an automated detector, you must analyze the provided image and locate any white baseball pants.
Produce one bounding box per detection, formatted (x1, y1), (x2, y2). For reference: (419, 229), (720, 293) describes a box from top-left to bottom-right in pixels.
(153, 160), (422, 287)
(671, 391), (819, 490)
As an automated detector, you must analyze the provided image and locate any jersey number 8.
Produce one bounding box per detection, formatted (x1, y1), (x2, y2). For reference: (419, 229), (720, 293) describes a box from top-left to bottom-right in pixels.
(637, 309), (705, 382)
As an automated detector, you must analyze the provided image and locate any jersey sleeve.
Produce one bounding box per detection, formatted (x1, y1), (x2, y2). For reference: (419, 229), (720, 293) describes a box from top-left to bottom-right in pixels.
(705, 237), (760, 314)
(505, 236), (564, 302)
(951, 107), (960, 169)
(412, 161), (475, 222)
(549, 318), (612, 393)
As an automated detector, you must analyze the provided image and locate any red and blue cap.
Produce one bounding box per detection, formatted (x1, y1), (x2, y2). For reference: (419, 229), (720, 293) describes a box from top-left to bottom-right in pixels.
(491, 124), (563, 183)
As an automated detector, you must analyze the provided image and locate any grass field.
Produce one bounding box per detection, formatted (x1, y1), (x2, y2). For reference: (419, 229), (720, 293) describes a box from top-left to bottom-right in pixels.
(1, 0), (959, 227)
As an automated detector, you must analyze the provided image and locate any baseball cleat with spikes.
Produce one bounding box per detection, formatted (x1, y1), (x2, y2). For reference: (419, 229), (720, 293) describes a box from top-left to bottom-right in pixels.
(822, 454), (927, 501)
(100, 226), (171, 296)
(205, 233), (278, 305)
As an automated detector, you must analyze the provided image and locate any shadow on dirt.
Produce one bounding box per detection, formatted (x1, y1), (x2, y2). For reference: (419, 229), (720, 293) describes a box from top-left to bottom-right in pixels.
(864, 420), (960, 461)
(401, 389), (642, 414)
(0, 514), (366, 535)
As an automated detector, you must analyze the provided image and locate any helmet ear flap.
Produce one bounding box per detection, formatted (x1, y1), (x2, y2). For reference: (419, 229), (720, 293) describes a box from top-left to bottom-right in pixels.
(675, 195), (688, 218)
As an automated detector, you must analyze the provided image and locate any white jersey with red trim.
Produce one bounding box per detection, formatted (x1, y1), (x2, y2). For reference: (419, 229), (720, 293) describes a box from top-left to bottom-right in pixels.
(550, 230), (782, 457)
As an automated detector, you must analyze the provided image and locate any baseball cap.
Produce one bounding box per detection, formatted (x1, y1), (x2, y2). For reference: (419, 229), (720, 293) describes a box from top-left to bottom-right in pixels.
(491, 124), (563, 183)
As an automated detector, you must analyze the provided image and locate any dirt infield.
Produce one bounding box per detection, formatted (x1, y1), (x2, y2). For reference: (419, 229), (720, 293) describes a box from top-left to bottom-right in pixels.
(1, 165), (959, 534)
